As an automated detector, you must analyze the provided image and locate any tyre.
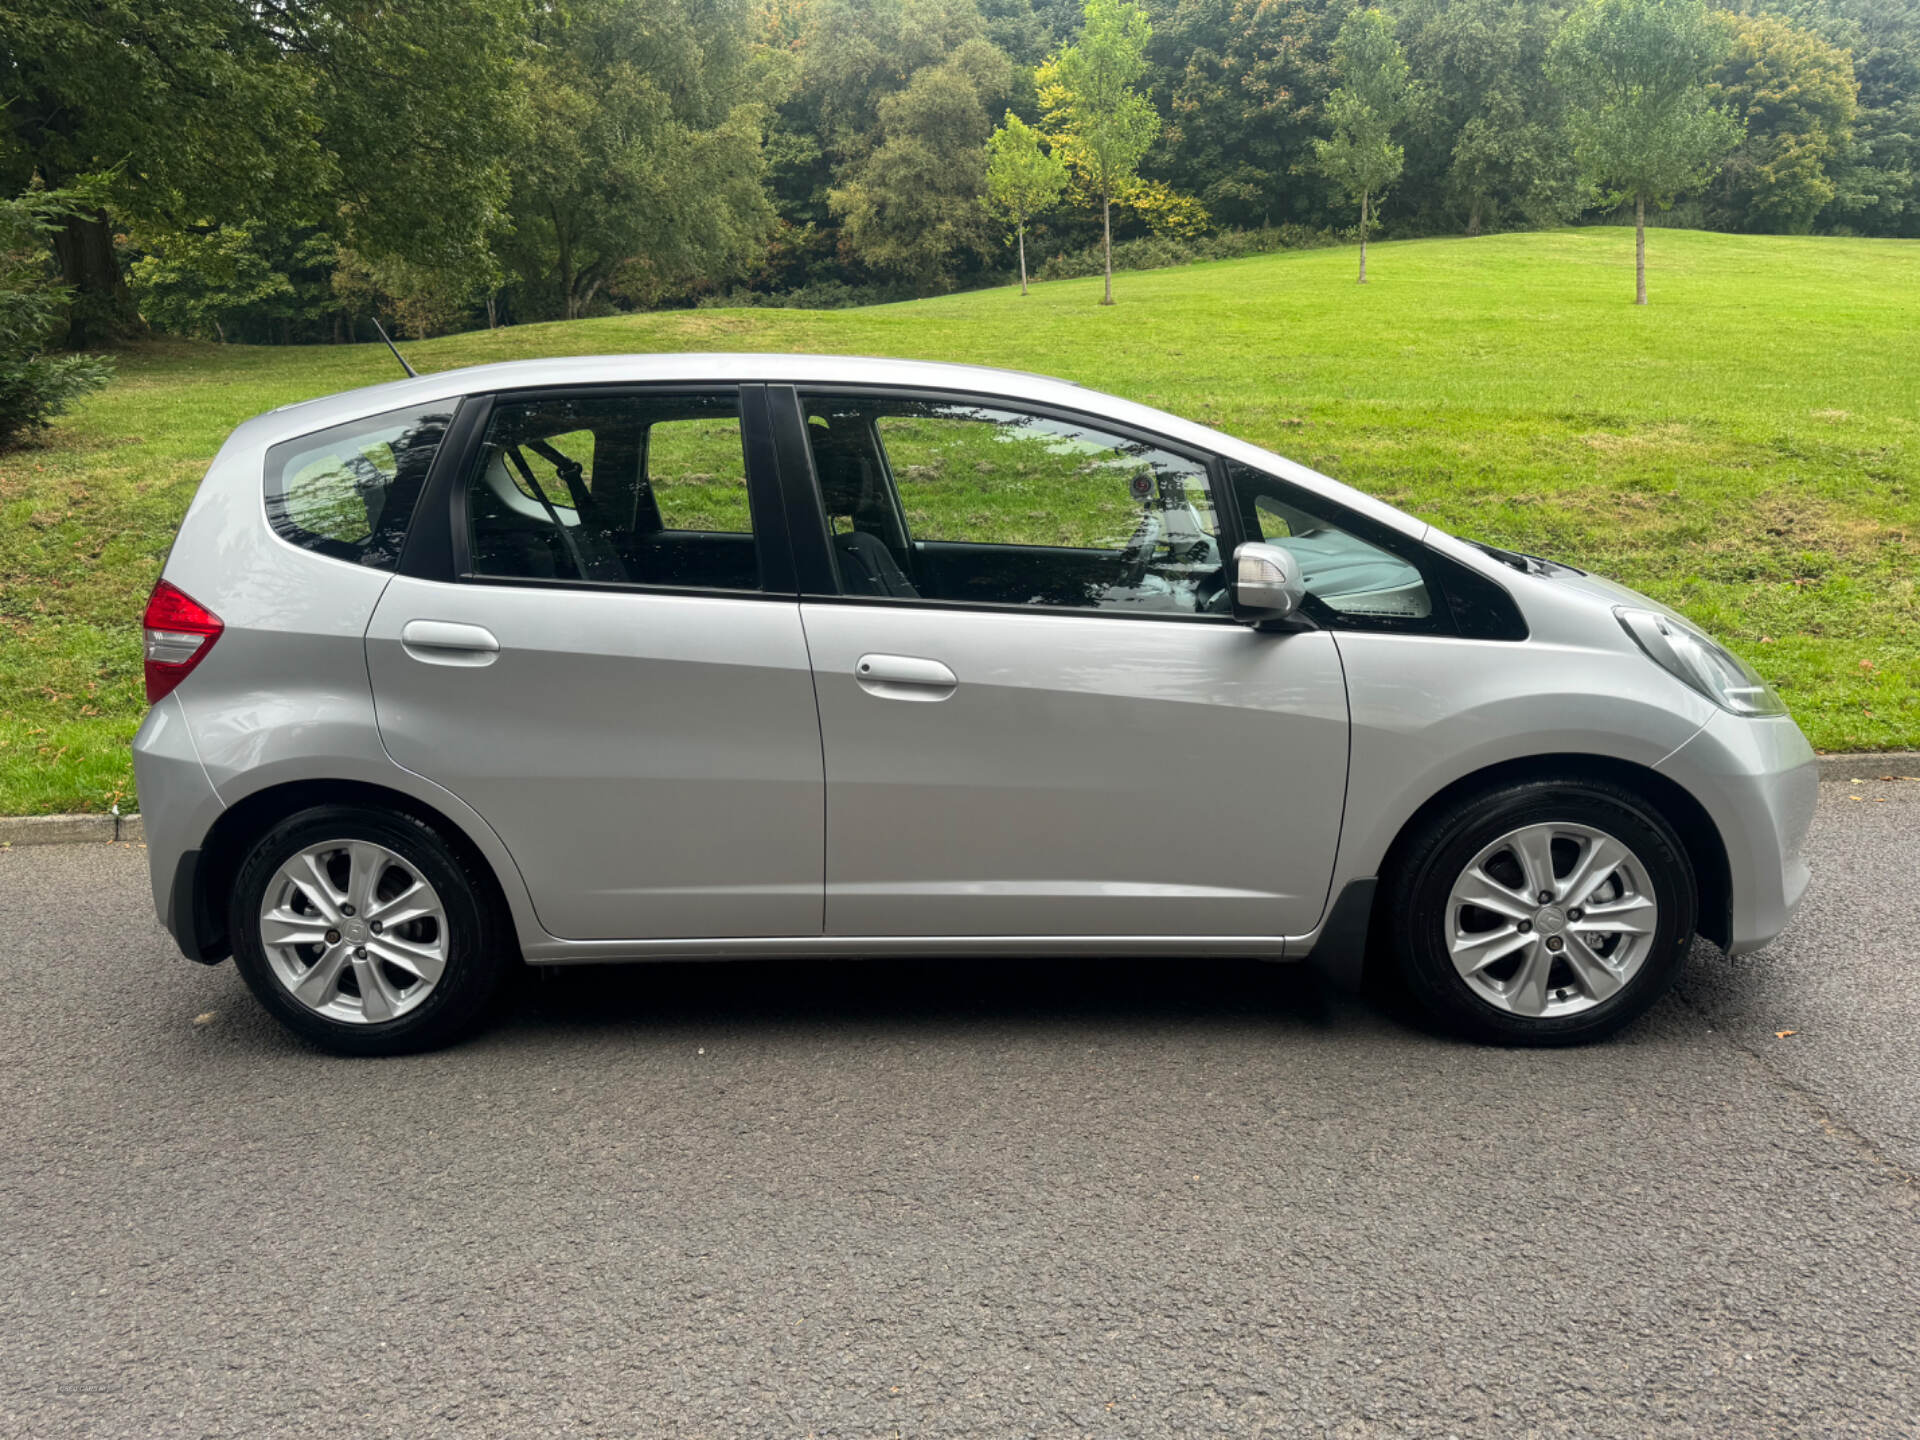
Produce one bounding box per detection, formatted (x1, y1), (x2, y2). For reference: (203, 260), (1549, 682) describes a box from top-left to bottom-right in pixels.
(1385, 778), (1697, 1046)
(228, 804), (511, 1055)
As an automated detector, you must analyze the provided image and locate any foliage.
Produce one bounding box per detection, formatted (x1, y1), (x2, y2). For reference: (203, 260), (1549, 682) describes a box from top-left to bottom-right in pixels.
(9, 0), (1920, 335)
(502, 0), (775, 320)
(1147, 0), (1352, 231)
(985, 114), (1073, 235)
(831, 40), (1015, 285)
(1038, 0), (1163, 299)
(1709, 11), (1860, 233)
(1313, 9), (1412, 275)
(0, 0), (522, 344)
(1039, 0), (1161, 205)
(129, 225), (308, 343)
(1033, 221), (1335, 277)
(1392, 0), (1583, 235)
(0, 187), (111, 446)
(1550, 0), (1744, 214)
(1121, 177), (1213, 236)
(985, 111), (1073, 290)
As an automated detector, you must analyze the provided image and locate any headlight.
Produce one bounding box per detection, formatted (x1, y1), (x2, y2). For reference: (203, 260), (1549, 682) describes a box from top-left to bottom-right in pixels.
(1615, 608), (1787, 716)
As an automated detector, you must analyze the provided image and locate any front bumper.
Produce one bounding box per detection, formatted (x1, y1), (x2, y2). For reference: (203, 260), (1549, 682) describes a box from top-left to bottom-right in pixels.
(1658, 710), (1818, 955)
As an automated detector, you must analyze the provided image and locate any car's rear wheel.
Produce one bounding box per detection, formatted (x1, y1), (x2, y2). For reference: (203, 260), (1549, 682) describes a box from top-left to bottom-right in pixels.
(228, 804), (510, 1055)
(1387, 778), (1697, 1045)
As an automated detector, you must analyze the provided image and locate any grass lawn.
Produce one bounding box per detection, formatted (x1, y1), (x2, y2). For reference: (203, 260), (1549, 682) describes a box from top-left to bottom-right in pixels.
(3, 226), (1916, 814)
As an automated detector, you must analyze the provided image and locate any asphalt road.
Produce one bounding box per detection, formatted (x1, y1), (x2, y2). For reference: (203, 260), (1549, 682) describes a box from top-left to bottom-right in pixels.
(1, 782), (1916, 1438)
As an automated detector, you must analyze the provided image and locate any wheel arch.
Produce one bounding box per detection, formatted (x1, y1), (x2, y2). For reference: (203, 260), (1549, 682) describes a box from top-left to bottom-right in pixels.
(1371, 752), (1732, 950)
(187, 779), (525, 963)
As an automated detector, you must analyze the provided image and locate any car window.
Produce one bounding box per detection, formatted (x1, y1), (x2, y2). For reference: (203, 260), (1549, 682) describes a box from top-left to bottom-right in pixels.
(265, 403), (453, 570)
(802, 396), (1227, 616)
(1232, 463), (1435, 624)
(464, 391), (759, 591)
(646, 417), (753, 533)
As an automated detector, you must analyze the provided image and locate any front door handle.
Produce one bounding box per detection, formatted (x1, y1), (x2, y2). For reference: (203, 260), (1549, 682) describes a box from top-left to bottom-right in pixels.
(400, 619), (500, 667)
(855, 653), (957, 702)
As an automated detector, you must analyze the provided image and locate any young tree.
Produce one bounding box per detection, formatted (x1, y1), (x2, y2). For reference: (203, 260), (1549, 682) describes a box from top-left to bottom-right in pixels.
(1037, 0), (1160, 305)
(1549, 0), (1743, 304)
(984, 113), (1070, 294)
(1313, 9), (1411, 284)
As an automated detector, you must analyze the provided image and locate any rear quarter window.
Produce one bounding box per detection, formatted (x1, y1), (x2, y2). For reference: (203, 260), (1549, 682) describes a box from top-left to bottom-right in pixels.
(264, 402), (454, 569)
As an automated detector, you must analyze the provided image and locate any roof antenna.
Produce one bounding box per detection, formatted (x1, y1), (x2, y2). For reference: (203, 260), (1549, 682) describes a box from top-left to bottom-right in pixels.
(370, 315), (417, 378)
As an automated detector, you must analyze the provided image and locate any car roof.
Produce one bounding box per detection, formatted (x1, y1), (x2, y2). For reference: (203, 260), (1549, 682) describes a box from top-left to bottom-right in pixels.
(244, 351), (1428, 542)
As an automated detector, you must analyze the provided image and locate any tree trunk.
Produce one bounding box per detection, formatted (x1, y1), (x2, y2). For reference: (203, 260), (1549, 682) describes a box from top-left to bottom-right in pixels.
(50, 209), (142, 348)
(1100, 197), (1114, 306)
(1358, 191), (1369, 284)
(1018, 221), (1028, 297)
(1635, 194), (1647, 306)
(1466, 195), (1482, 238)
(555, 206), (577, 319)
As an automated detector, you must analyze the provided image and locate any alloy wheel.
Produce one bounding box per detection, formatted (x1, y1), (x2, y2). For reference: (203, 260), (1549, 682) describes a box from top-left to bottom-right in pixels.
(1444, 821), (1660, 1019)
(258, 840), (449, 1024)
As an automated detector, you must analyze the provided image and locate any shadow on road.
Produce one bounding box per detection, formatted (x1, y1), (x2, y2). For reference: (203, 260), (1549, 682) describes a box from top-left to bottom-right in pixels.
(493, 951), (1412, 1043)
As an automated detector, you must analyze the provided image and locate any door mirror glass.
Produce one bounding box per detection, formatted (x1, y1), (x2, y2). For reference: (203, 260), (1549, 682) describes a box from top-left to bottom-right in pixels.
(1232, 542), (1305, 625)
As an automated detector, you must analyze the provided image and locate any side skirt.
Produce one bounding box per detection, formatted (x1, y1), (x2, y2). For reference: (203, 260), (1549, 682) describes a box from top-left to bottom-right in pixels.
(521, 932), (1298, 966)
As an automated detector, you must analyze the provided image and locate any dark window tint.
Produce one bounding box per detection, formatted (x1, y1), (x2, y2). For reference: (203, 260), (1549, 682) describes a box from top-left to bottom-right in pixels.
(265, 403), (452, 570)
(803, 396), (1228, 616)
(465, 392), (758, 591)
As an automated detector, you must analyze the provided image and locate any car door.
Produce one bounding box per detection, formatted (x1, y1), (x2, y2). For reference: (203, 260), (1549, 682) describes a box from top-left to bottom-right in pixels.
(769, 385), (1352, 941)
(365, 384), (824, 942)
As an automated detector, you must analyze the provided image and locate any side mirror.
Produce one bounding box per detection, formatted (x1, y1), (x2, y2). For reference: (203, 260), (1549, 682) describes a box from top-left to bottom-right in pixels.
(1231, 541), (1305, 627)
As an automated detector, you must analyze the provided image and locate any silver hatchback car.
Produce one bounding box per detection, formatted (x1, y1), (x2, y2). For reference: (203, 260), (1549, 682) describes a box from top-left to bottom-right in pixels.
(134, 354), (1816, 1054)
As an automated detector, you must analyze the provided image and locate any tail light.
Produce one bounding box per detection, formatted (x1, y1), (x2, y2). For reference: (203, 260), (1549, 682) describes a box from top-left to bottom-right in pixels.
(143, 580), (223, 704)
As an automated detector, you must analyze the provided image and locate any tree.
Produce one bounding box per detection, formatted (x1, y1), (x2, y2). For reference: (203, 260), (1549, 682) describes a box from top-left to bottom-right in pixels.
(984, 113), (1071, 294)
(1393, 0), (1581, 236)
(831, 41), (1014, 288)
(1313, 9), (1411, 283)
(0, 0), (521, 347)
(1550, 0), (1743, 303)
(1809, 0), (1920, 237)
(503, 0), (775, 320)
(0, 187), (111, 446)
(1148, 0), (1351, 233)
(1709, 12), (1859, 234)
(1037, 0), (1161, 304)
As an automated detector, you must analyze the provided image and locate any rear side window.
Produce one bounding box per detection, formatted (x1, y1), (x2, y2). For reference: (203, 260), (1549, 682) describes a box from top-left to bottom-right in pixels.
(264, 403), (453, 570)
(463, 390), (758, 591)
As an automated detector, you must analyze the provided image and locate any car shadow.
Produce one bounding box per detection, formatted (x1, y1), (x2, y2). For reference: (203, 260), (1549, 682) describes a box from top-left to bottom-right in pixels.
(489, 952), (1432, 1045)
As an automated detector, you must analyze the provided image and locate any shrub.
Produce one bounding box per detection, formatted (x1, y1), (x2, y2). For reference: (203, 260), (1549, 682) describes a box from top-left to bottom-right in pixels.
(0, 189), (112, 447)
(1034, 224), (1338, 281)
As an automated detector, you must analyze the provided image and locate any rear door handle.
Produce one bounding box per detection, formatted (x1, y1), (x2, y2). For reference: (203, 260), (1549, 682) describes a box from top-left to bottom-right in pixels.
(855, 653), (957, 702)
(400, 619), (500, 667)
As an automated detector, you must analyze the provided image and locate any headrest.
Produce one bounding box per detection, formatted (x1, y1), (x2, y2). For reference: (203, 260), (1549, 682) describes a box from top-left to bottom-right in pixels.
(810, 417), (875, 516)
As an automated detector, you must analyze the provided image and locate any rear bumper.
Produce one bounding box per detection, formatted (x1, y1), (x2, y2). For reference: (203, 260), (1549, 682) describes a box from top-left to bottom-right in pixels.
(1658, 711), (1818, 956)
(131, 696), (227, 962)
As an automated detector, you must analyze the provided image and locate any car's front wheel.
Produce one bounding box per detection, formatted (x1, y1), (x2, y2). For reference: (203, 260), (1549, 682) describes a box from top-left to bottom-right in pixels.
(1387, 778), (1698, 1045)
(228, 804), (511, 1055)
